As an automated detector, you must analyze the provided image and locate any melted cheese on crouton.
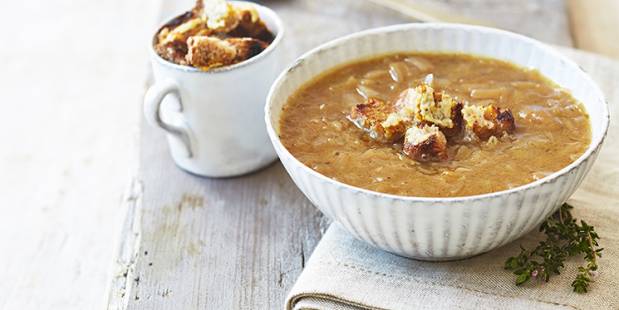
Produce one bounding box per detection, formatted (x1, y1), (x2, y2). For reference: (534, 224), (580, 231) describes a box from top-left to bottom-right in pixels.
(392, 85), (458, 128)
(155, 0), (273, 71)
(201, 0), (233, 29)
(417, 86), (455, 128)
(347, 82), (514, 162)
(349, 98), (406, 142)
(462, 104), (515, 141)
(462, 104), (494, 129)
(394, 87), (422, 117)
(405, 124), (441, 145)
(403, 125), (448, 161)
(160, 18), (205, 46)
(380, 112), (408, 130)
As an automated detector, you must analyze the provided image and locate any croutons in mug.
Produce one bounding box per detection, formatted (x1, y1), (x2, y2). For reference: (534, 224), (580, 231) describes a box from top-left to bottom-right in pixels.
(144, 1), (284, 177)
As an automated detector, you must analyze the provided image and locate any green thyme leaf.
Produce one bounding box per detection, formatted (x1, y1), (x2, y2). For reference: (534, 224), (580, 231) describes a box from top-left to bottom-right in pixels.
(504, 203), (603, 293)
(515, 272), (531, 285)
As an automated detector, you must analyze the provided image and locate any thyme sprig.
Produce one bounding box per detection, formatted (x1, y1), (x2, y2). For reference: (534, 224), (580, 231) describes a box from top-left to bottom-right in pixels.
(504, 203), (603, 293)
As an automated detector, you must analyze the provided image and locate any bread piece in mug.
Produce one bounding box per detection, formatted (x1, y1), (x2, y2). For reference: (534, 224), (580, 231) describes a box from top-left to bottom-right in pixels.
(227, 38), (268, 62)
(186, 36), (238, 69)
(185, 36), (269, 69)
(227, 6), (275, 43)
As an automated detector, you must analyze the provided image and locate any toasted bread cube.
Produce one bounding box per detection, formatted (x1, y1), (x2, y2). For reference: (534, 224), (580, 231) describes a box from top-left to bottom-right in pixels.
(432, 92), (464, 139)
(348, 98), (406, 142)
(417, 86), (453, 128)
(185, 36), (268, 69)
(156, 17), (209, 65)
(193, 1), (270, 38)
(394, 85), (464, 139)
(159, 18), (208, 46)
(194, 0), (240, 32)
(403, 125), (448, 162)
(227, 38), (268, 62)
(393, 87), (422, 117)
(492, 106), (516, 134)
(228, 6), (275, 42)
(155, 38), (190, 66)
(185, 36), (237, 69)
(441, 101), (464, 139)
(462, 104), (516, 140)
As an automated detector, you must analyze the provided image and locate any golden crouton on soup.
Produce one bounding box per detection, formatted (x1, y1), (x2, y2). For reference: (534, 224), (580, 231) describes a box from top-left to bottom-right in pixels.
(403, 125), (448, 161)
(394, 84), (464, 139)
(347, 80), (515, 163)
(432, 92), (464, 139)
(348, 98), (407, 143)
(462, 104), (516, 140)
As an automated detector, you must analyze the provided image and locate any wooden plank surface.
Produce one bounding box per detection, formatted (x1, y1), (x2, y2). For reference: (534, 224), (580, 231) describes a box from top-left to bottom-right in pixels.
(568, 0), (619, 59)
(107, 1), (576, 309)
(387, 0), (573, 45)
(0, 1), (158, 310)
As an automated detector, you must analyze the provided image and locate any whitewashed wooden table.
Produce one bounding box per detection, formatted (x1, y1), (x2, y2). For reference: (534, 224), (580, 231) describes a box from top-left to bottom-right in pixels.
(105, 1), (613, 309)
(0, 1), (160, 309)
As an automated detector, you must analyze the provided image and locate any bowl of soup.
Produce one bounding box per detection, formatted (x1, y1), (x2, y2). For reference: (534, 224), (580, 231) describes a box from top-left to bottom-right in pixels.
(265, 23), (609, 260)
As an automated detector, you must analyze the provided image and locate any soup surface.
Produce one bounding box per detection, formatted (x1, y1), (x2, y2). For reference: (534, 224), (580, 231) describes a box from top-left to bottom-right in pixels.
(279, 53), (591, 197)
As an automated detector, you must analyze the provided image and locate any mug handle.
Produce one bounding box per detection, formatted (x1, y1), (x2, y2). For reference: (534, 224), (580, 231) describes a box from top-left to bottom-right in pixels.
(144, 79), (194, 158)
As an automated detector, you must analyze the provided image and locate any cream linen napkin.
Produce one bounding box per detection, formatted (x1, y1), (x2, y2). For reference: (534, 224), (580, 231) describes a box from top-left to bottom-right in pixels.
(285, 51), (619, 310)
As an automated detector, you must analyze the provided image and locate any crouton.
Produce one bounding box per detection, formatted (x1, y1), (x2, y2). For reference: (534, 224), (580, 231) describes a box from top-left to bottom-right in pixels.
(393, 87), (422, 118)
(155, 38), (190, 66)
(228, 6), (275, 43)
(462, 104), (516, 140)
(192, 0), (204, 15)
(345, 82), (516, 162)
(227, 38), (268, 62)
(190, 0), (240, 32)
(159, 18), (209, 46)
(185, 36), (268, 69)
(441, 101), (464, 139)
(493, 106), (516, 134)
(393, 85), (464, 139)
(191, 0), (271, 39)
(155, 16), (210, 65)
(348, 98), (407, 143)
(403, 125), (448, 162)
(154, 0), (274, 71)
(418, 86), (454, 128)
(186, 36), (237, 69)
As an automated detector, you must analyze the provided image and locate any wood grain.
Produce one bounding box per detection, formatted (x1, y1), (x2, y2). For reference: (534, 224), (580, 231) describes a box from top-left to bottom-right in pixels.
(568, 0), (619, 59)
(366, 0), (492, 25)
(107, 2), (411, 309)
(392, 0), (573, 46)
(107, 1), (579, 309)
(0, 1), (158, 310)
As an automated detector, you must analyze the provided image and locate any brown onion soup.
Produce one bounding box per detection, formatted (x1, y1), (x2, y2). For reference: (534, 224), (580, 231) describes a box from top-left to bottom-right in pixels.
(279, 53), (591, 197)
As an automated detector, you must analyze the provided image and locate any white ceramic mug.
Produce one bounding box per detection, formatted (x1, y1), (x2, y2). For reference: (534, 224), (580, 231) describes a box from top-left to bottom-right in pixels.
(144, 2), (284, 177)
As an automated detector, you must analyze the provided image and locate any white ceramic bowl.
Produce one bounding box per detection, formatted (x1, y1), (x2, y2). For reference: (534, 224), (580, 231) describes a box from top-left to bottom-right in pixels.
(265, 23), (609, 260)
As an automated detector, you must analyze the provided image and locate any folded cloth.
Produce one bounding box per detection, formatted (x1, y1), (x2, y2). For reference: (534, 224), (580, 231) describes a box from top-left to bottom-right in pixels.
(285, 51), (619, 310)
(286, 221), (618, 310)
